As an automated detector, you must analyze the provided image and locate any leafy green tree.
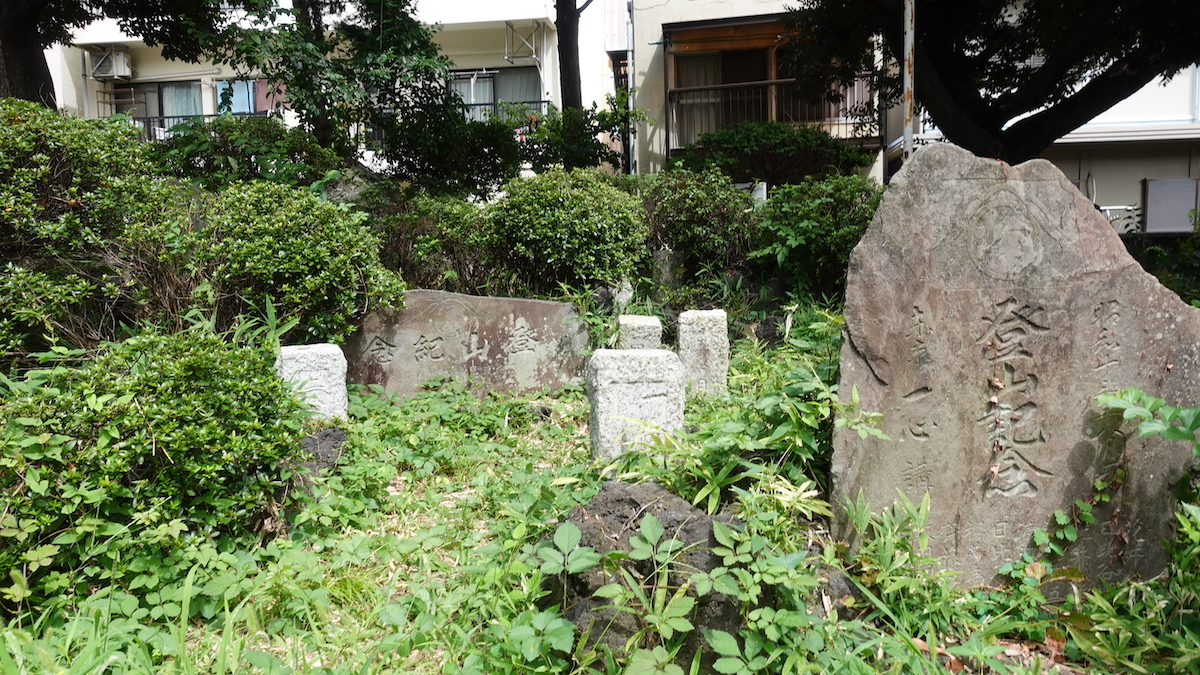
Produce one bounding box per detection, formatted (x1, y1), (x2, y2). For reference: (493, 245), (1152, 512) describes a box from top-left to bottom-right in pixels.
(785, 0), (1200, 162)
(208, 0), (448, 154)
(1, 0), (261, 108)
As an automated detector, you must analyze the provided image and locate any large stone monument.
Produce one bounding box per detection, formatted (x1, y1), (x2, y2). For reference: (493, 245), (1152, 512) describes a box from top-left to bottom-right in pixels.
(833, 143), (1199, 589)
(344, 290), (589, 398)
(588, 349), (685, 461)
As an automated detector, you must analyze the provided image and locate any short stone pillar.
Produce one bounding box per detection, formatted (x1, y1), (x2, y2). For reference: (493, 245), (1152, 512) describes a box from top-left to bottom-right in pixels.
(276, 344), (348, 421)
(678, 309), (729, 394)
(587, 349), (685, 461)
(618, 315), (663, 349)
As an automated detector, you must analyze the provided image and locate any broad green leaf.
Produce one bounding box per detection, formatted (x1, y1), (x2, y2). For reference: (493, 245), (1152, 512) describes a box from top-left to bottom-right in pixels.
(25, 468), (47, 495)
(593, 584), (625, 598)
(554, 521), (582, 553)
(713, 656), (745, 674)
(705, 629), (741, 656)
(640, 513), (664, 545)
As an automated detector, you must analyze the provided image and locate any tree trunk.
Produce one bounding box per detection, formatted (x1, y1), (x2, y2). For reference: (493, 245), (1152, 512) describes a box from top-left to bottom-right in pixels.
(556, 1), (582, 110)
(0, 0), (58, 109)
(292, 0), (335, 148)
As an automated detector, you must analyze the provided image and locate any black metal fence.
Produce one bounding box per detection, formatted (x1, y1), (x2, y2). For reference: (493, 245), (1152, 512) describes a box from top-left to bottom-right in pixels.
(668, 78), (876, 150)
(128, 111), (270, 141)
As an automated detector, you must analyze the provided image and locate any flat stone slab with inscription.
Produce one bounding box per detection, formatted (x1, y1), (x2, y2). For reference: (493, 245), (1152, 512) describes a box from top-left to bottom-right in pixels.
(344, 290), (589, 398)
(833, 143), (1199, 589)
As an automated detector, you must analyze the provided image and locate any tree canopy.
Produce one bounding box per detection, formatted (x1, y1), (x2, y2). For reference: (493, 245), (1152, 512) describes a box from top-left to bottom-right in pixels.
(0, 0), (262, 108)
(207, 0), (448, 154)
(784, 0), (1200, 163)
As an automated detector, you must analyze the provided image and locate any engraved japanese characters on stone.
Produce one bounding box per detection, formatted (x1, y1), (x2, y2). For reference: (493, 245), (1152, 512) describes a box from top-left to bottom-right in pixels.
(833, 143), (1198, 592)
(413, 335), (444, 362)
(977, 298), (1049, 362)
(505, 317), (539, 354)
(346, 290), (588, 398)
(1092, 300), (1122, 391)
(979, 298), (1052, 498)
(907, 305), (933, 365)
(363, 335), (397, 365)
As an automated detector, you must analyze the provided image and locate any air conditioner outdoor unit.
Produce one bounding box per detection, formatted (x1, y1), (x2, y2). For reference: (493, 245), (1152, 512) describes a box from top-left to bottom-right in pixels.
(90, 49), (132, 80)
(1143, 178), (1200, 234)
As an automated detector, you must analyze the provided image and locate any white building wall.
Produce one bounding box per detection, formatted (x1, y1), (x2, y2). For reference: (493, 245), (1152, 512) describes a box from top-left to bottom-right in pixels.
(1043, 66), (1200, 225)
(418, 0), (614, 111)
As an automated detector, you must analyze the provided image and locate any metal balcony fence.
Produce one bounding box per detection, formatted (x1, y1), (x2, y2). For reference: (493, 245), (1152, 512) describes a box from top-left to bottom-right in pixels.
(668, 78), (877, 151)
(462, 100), (550, 122)
(130, 111), (270, 141)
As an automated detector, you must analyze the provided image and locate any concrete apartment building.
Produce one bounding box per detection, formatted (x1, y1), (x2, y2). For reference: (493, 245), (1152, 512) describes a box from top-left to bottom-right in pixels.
(41, 1), (1200, 234)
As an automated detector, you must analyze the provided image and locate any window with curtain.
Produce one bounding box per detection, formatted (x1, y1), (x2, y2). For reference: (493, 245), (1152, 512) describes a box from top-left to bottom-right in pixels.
(451, 73), (494, 121)
(675, 55), (720, 145)
(450, 67), (543, 120)
(114, 82), (201, 118)
(218, 79), (257, 114)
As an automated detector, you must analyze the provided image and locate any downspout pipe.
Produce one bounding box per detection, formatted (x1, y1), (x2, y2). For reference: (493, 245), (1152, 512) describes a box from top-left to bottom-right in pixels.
(902, 0), (914, 161)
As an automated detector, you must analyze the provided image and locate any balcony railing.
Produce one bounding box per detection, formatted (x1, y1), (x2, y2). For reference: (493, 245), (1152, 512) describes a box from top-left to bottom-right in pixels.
(668, 79), (877, 151)
(463, 99), (550, 122)
(129, 111), (270, 141)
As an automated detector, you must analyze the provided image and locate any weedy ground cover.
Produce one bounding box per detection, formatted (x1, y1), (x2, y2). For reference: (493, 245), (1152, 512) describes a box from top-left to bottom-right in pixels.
(2, 310), (1199, 674)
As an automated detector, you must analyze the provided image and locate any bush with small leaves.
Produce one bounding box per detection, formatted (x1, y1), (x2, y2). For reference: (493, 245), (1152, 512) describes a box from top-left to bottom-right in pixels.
(0, 329), (307, 614)
(148, 113), (342, 191)
(366, 187), (493, 293)
(486, 168), (647, 292)
(643, 168), (758, 272)
(193, 181), (406, 343)
(753, 174), (883, 299)
(0, 97), (153, 260)
(679, 121), (874, 187)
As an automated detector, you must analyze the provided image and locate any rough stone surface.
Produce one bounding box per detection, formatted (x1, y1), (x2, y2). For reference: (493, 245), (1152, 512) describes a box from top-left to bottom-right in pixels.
(618, 314), (663, 349)
(294, 428), (347, 494)
(588, 349), (685, 461)
(546, 481), (741, 671)
(678, 309), (729, 394)
(276, 344), (348, 420)
(299, 428), (346, 473)
(614, 278), (635, 309)
(344, 290), (589, 398)
(833, 143), (1199, 590)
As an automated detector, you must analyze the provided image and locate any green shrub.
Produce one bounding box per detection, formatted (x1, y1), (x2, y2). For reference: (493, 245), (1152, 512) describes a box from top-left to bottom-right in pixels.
(643, 168), (757, 271)
(0, 98), (198, 359)
(486, 168), (647, 292)
(679, 120), (874, 186)
(367, 188), (492, 292)
(148, 113), (342, 191)
(382, 90), (523, 199)
(0, 98), (152, 258)
(191, 182), (406, 343)
(753, 174), (883, 299)
(0, 330), (307, 613)
(505, 93), (644, 172)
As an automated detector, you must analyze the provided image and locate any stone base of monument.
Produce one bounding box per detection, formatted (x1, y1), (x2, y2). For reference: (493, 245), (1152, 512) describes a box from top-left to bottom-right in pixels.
(587, 349), (685, 461)
(833, 143), (1198, 592)
(618, 314), (663, 349)
(275, 344), (348, 421)
(679, 309), (729, 394)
